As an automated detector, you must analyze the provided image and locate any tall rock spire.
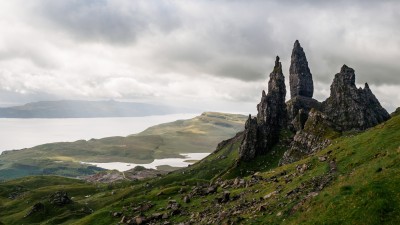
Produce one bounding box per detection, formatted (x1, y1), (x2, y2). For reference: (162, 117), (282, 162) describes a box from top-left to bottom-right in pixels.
(257, 56), (287, 127)
(239, 56), (287, 161)
(289, 40), (314, 98)
(286, 41), (320, 130)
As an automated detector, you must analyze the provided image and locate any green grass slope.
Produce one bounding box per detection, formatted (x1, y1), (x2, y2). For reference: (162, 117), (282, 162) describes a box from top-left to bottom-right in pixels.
(0, 112), (246, 181)
(0, 114), (399, 224)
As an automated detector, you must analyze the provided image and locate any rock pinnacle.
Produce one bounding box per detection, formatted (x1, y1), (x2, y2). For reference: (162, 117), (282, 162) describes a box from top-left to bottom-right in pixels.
(289, 40), (314, 98)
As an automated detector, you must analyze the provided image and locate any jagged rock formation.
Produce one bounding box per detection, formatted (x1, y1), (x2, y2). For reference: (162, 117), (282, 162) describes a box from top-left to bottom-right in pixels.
(287, 41), (320, 130)
(240, 41), (390, 165)
(280, 109), (340, 165)
(238, 116), (258, 161)
(239, 56), (287, 161)
(282, 64), (391, 165)
(322, 65), (390, 131)
(256, 57), (288, 150)
(286, 96), (321, 130)
(289, 40), (314, 98)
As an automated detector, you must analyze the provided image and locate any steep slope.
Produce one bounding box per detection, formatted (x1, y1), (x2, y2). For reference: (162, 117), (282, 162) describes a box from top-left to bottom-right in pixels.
(0, 112), (246, 181)
(0, 111), (399, 225)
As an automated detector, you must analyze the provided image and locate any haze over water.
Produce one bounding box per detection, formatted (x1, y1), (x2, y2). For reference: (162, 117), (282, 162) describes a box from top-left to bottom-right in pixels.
(0, 114), (198, 153)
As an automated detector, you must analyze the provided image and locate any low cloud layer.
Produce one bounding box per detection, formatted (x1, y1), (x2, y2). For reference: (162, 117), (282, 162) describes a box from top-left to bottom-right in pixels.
(0, 0), (399, 112)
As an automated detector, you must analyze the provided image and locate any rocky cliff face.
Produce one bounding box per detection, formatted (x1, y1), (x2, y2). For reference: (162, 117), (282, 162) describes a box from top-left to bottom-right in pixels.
(239, 56), (287, 161)
(322, 65), (390, 131)
(286, 96), (321, 130)
(238, 116), (258, 161)
(280, 109), (340, 165)
(289, 40), (314, 98)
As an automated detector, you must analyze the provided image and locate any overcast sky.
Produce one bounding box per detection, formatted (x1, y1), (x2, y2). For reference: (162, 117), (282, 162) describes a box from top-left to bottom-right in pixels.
(0, 0), (399, 113)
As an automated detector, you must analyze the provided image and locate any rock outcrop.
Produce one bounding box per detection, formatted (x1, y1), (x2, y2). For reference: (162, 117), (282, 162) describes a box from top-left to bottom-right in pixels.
(322, 65), (390, 131)
(280, 109), (340, 165)
(239, 56), (287, 161)
(49, 191), (72, 206)
(287, 40), (320, 130)
(289, 40), (314, 98)
(286, 96), (321, 130)
(281, 64), (391, 165)
(238, 116), (258, 161)
(239, 41), (390, 165)
(256, 56), (288, 152)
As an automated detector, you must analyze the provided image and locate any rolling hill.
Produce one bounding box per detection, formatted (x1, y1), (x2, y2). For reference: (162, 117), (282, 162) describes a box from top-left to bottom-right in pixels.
(0, 112), (247, 181)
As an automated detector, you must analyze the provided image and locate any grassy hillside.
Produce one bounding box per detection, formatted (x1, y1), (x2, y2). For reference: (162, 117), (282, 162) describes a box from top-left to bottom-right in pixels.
(0, 112), (399, 224)
(0, 112), (246, 181)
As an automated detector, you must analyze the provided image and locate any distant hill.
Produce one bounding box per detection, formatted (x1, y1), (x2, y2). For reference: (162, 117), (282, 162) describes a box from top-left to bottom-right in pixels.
(0, 112), (247, 180)
(0, 100), (195, 118)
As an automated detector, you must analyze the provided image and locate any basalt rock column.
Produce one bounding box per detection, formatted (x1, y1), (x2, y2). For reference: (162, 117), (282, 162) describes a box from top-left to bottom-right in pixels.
(239, 56), (287, 161)
(289, 40), (314, 98)
(287, 40), (320, 129)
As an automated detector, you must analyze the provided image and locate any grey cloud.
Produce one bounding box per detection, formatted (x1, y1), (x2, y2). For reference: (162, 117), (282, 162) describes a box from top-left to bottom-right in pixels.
(0, 45), (58, 69)
(32, 0), (400, 83)
(34, 0), (181, 43)
(0, 0), (399, 111)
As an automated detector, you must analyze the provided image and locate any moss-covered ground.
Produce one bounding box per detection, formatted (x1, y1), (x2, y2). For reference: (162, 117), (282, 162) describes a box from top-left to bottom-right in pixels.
(0, 114), (399, 224)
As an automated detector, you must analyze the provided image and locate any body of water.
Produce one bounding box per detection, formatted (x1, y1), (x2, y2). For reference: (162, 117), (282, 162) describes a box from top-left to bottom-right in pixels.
(81, 153), (210, 171)
(0, 114), (198, 153)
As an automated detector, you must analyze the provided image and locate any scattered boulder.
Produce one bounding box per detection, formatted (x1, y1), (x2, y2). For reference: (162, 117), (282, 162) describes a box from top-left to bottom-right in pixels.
(329, 160), (337, 173)
(222, 191), (230, 203)
(216, 191), (231, 203)
(8, 186), (26, 200)
(134, 216), (146, 225)
(183, 196), (190, 203)
(112, 212), (122, 217)
(206, 185), (218, 194)
(120, 216), (127, 223)
(24, 202), (45, 217)
(318, 156), (327, 162)
(49, 191), (72, 206)
(151, 213), (163, 220)
(263, 191), (277, 200)
(166, 200), (180, 211)
(131, 201), (153, 213)
(296, 164), (308, 173)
